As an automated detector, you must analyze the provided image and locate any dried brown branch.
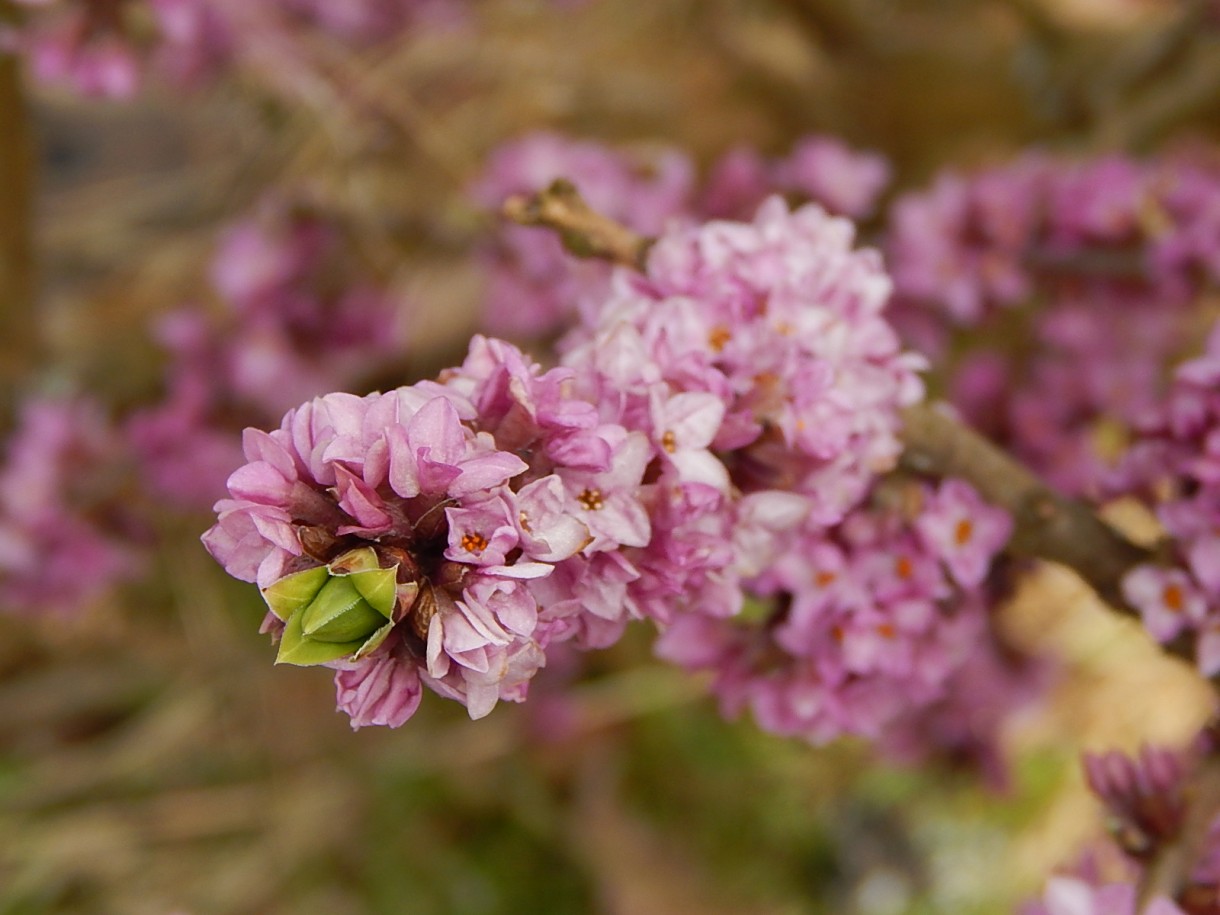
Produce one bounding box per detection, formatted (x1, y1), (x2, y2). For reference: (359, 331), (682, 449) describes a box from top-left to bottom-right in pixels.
(502, 179), (653, 272)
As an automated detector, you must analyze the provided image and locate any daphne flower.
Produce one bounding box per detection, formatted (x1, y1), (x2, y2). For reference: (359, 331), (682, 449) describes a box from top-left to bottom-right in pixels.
(1123, 565), (1207, 643)
(204, 383), (577, 722)
(915, 478), (1013, 588)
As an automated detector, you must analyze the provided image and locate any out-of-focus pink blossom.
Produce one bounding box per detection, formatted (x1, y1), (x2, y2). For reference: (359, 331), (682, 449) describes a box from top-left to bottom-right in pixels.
(772, 135), (891, 219)
(888, 152), (1220, 498)
(131, 203), (410, 511)
(1021, 877), (1183, 915)
(0, 396), (143, 615)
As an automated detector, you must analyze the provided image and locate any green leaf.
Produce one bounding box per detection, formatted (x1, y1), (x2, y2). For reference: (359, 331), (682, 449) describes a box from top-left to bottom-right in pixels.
(275, 609), (363, 666)
(261, 565), (329, 621)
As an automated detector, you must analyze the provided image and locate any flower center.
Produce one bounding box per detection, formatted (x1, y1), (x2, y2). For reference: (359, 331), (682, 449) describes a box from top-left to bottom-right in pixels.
(460, 531), (489, 555)
(661, 430), (677, 453)
(708, 325), (732, 353)
(954, 518), (974, 545)
(577, 488), (604, 511)
(896, 555), (914, 580)
(1163, 584), (1184, 612)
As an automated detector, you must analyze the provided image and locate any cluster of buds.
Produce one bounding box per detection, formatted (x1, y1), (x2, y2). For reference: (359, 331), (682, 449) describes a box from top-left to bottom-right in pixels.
(1026, 729), (1220, 915)
(261, 547), (398, 666)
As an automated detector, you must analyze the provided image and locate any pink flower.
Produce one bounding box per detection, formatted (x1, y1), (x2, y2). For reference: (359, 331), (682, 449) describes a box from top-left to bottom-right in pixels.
(772, 136), (891, 219)
(1123, 565), (1207, 643)
(915, 478), (1013, 588)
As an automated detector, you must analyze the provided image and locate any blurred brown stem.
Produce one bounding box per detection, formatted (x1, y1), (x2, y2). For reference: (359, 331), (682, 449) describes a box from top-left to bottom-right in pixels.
(502, 180), (653, 272)
(0, 43), (36, 419)
(770, 0), (870, 57)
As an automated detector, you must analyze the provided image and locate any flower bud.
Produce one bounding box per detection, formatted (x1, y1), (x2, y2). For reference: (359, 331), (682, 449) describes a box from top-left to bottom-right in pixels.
(267, 551), (400, 667)
(301, 576), (390, 643)
(261, 565), (329, 621)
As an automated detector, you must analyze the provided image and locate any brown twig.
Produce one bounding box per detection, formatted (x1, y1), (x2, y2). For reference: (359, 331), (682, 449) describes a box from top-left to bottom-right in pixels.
(0, 39), (37, 423)
(502, 179), (653, 272)
(769, 0), (871, 58)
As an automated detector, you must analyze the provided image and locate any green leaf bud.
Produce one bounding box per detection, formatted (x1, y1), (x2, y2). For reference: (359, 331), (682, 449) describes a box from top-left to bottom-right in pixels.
(261, 565), (329, 621)
(300, 576), (387, 644)
(275, 607), (364, 667)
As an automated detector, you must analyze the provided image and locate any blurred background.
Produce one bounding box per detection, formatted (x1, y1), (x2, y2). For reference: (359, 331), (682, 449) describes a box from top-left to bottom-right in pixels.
(2, 0), (1220, 911)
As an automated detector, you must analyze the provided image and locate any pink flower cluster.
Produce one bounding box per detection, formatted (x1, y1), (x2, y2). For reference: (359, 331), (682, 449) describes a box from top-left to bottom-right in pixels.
(655, 479), (1014, 746)
(127, 201), (408, 511)
(470, 132), (891, 339)
(4, 0), (459, 98)
(0, 396), (143, 615)
(887, 152), (1220, 497)
(204, 339), (653, 723)
(204, 196), (1025, 748)
(1115, 323), (1220, 675)
(561, 196), (924, 535)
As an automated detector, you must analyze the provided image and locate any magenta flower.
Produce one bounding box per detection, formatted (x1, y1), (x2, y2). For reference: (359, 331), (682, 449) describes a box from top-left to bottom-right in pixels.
(915, 478), (1013, 588)
(1083, 744), (1188, 855)
(1123, 565), (1207, 644)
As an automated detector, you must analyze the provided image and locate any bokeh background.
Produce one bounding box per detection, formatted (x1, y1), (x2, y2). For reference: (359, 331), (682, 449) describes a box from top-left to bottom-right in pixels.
(2, 0), (1220, 911)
